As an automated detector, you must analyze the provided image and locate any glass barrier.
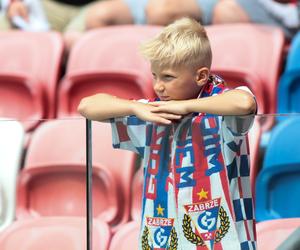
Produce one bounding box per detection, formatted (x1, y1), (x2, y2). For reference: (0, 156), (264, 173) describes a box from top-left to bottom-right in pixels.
(0, 114), (299, 250)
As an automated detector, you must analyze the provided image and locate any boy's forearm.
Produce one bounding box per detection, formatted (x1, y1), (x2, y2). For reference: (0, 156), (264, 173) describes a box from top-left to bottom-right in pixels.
(78, 93), (136, 121)
(185, 89), (257, 115)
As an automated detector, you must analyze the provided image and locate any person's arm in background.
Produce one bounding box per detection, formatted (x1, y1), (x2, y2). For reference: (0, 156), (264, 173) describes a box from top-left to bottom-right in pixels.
(149, 89), (257, 116)
(3, 0), (29, 23)
(257, 0), (299, 28)
(77, 93), (182, 124)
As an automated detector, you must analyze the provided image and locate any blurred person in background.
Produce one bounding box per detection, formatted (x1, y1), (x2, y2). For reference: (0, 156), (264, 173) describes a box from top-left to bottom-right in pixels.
(0, 0), (298, 49)
(0, 0), (106, 50)
(85, 0), (299, 39)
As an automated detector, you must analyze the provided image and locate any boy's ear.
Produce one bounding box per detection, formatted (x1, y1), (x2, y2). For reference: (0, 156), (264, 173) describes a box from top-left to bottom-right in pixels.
(195, 67), (209, 86)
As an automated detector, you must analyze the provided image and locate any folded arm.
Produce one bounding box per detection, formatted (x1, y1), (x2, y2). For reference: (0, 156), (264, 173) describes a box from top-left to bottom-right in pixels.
(77, 93), (182, 124)
(150, 89), (257, 116)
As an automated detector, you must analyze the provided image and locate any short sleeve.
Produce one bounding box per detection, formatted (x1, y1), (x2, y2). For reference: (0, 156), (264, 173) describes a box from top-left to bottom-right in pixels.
(223, 86), (256, 135)
(110, 115), (148, 157)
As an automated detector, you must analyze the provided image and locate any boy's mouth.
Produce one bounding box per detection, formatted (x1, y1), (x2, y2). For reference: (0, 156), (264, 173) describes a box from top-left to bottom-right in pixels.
(159, 96), (170, 101)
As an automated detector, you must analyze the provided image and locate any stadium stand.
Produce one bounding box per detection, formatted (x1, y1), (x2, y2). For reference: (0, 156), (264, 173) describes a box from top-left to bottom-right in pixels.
(0, 120), (24, 232)
(257, 218), (300, 250)
(256, 117), (300, 221)
(109, 220), (139, 250)
(17, 119), (136, 228)
(57, 25), (162, 117)
(207, 23), (285, 130)
(0, 32), (64, 130)
(278, 31), (300, 116)
(0, 217), (110, 250)
(16, 119), (120, 226)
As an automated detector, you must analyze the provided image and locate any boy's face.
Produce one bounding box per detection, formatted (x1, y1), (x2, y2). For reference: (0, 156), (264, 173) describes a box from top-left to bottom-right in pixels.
(151, 64), (208, 101)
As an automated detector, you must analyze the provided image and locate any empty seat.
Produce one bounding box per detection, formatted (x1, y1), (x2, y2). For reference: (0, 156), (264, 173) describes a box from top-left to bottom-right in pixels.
(278, 31), (300, 116)
(257, 218), (300, 250)
(0, 32), (64, 130)
(207, 24), (285, 130)
(0, 120), (24, 231)
(58, 25), (162, 117)
(17, 119), (136, 227)
(0, 217), (110, 250)
(256, 117), (300, 221)
(109, 221), (139, 250)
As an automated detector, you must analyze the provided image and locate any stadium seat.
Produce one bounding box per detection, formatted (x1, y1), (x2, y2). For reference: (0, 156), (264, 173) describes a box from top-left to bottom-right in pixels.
(0, 217), (110, 250)
(17, 119), (136, 227)
(278, 31), (300, 116)
(207, 24), (285, 130)
(109, 221), (139, 250)
(0, 32), (64, 130)
(257, 218), (300, 250)
(0, 120), (24, 232)
(256, 117), (300, 221)
(58, 25), (162, 117)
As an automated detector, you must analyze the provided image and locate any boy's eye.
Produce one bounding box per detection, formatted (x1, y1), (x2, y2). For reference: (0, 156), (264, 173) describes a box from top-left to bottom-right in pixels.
(152, 73), (157, 80)
(163, 75), (175, 80)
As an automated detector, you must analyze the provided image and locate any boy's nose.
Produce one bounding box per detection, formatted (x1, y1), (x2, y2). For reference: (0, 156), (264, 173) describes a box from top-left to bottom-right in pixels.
(154, 81), (165, 92)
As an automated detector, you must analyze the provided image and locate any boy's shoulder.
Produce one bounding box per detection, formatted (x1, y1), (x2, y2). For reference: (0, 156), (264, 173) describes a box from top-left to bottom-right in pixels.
(201, 74), (228, 98)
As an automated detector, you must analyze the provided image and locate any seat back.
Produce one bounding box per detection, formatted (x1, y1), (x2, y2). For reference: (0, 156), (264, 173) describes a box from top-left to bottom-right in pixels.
(0, 217), (110, 250)
(207, 24), (285, 129)
(256, 117), (300, 221)
(0, 32), (64, 129)
(58, 25), (162, 117)
(278, 31), (300, 114)
(18, 119), (135, 225)
(257, 218), (300, 250)
(109, 221), (139, 250)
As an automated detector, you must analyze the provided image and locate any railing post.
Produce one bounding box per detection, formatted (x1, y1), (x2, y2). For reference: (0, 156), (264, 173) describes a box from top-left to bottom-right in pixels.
(86, 119), (92, 250)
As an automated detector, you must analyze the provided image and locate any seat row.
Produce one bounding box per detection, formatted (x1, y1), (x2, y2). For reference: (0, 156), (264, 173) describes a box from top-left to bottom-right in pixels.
(1, 216), (300, 249)
(0, 23), (292, 133)
(1, 115), (300, 248)
(0, 115), (263, 233)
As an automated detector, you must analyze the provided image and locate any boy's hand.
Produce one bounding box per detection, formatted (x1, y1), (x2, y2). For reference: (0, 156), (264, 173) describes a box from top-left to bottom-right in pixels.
(149, 100), (190, 116)
(133, 102), (182, 125)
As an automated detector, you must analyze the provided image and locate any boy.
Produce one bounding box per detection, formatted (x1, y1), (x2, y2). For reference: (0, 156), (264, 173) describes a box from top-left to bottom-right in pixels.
(78, 18), (257, 250)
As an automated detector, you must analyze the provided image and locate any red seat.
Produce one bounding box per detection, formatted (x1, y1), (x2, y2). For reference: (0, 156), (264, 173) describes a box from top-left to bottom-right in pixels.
(109, 221), (139, 250)
(207, 24), (285, 130)
(257, 218), (300, 250)
(0, 217), (110, 250)
(0, 32), (64, 130)
(58, 25), (162, 117)
(17, 119), (136, 227)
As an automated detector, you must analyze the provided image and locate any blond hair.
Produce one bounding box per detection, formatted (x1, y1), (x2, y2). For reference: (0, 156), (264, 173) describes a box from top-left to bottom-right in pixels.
(140, 18), (212, 70)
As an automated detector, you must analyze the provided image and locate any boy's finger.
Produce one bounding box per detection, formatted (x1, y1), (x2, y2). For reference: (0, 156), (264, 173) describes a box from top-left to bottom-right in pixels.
(158, 113), (182, 119)
(153, 117), (172, 125)
(151, 107), (175, 114)
(149, 101), (167, 106)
